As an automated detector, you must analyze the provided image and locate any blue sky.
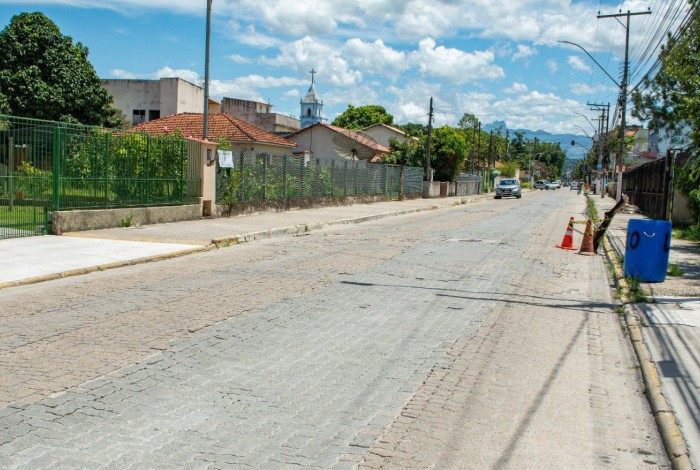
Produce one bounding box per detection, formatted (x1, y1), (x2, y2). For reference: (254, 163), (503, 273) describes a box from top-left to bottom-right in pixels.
(0, 0), (685, 138)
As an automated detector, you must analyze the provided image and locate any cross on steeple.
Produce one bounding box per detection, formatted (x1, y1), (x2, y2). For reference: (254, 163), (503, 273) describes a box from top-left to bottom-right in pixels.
(309, 68), (317, 86)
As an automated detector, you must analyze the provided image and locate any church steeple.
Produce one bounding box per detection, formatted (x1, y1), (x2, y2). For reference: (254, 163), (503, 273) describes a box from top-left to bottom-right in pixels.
(300, 68), (323, 129)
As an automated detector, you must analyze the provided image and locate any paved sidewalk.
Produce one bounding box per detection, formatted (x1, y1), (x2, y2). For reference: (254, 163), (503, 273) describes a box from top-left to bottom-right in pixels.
(0, 195), (488, 287)
(601, 195), (700, 468)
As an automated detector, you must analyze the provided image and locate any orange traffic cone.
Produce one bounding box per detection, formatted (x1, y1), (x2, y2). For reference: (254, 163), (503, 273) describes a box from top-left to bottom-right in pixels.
(556, 217), (576, 250)
(577, 220), (596, 255)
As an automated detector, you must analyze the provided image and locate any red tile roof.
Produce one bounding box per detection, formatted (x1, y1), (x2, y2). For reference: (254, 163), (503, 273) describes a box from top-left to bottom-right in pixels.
(132, 112), (296, 147)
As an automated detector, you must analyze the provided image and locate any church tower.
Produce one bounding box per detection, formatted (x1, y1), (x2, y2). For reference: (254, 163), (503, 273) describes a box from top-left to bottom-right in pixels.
(300, 68), (323, 128)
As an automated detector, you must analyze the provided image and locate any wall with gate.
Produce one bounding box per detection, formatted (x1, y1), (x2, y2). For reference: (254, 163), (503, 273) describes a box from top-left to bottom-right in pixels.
(0, 115), (197, 239)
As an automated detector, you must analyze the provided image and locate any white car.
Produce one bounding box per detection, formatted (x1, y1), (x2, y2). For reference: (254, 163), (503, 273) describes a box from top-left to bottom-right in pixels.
(544, 181), (558, 190)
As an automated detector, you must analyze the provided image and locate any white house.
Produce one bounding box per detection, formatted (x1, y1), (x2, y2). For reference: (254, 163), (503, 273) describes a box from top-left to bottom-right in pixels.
(288, 123), (390, 161)
(362, 123), (418, 149)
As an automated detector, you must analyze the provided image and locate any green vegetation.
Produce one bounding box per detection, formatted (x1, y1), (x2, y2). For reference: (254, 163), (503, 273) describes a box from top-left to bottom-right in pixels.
(667, 263), (684, 276)
(585, 196), (599, 221)
(331, 105), (393, 130)
(119, 213), (134, 228)
(626, 277), (650, 303)
(673, 225), (700, 242)
(0, 12), (122, 126)
(633, 2), (700, 224)
(521, 182), (532, 189)
(499, 161), (518, 178)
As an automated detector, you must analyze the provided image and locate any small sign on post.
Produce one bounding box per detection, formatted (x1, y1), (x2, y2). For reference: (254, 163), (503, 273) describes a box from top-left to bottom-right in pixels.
(218, 150), (234, 168)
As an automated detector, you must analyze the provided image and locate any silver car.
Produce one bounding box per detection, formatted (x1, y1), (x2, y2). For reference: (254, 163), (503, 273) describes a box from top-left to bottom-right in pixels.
(495, 178), (522, 199)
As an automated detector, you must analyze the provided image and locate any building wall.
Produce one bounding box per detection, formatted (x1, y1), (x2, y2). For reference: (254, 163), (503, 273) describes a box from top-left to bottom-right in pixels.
(102, 80), (161, 125)
(228, 142), (296, 157)
(221, 98), (273, 120)
(363, 126), (410, 148)
(102, 78), (208, 126)
(290, 126), (379, 160)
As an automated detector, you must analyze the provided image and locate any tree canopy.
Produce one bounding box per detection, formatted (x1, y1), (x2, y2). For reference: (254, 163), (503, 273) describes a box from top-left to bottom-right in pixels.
(0, 12), (122, 126)
(331, 104), (393, 129)
(633, 5), (700, 221)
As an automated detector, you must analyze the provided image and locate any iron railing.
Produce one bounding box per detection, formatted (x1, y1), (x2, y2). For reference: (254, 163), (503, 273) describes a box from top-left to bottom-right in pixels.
(216, 154), (423, 209)
(0, 115), (191, 238)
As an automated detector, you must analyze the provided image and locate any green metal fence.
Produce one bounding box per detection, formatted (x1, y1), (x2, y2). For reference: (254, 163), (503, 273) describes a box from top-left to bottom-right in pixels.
(215, 153), (424, 211)
(0, 115), (190, 239)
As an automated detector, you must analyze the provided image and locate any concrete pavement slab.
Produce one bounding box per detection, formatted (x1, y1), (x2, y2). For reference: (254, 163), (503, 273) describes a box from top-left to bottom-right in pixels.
(0, 236), (199, 284)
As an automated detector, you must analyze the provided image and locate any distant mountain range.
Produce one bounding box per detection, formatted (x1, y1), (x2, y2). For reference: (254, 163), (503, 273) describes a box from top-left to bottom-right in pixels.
(482, 120), (592, 160)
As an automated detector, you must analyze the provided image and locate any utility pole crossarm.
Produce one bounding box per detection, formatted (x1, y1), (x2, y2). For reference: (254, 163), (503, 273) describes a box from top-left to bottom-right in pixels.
(597, 10), (651, 19)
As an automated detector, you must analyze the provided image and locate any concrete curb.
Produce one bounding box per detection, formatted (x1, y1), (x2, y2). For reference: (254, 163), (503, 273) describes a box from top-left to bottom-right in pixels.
(1, 195), (488, 290)
(602, 235), (692, 470)
(0, 245), (214, 290)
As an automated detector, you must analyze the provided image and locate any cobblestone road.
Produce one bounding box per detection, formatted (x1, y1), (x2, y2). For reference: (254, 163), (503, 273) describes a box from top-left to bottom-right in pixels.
(1, 191), (666, 468)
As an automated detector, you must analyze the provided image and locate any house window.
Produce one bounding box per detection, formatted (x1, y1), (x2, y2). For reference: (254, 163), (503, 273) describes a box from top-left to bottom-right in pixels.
(132, 109), (146, 125)
(307, 108), (311, 117)
(148, 110), (160, 121)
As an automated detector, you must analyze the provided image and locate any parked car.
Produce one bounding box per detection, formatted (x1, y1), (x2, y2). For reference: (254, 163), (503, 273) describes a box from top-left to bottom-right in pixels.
(494, 178), (522, 199)
(534, 180), (547, 190)
(552, 180), (562, 188)
(570, 181), (579, 190)
(544, 181), (558, 190)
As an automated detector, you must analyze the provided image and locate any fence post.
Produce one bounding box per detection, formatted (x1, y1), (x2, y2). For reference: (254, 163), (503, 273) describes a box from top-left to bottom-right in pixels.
(262, 154), (268, 200)
(299, 156), (305, 198)
(314, 158), (320, 198)
(343, 161), (348, 197)
(399, 166), (404, 200)
(145, 135), (150, 206)
(283, 155), (288, 206)
(104, 133), (110, 208)
(51, 126), (61, 211)
(239, 152), (244, 202)
(330, 160), (335, 198)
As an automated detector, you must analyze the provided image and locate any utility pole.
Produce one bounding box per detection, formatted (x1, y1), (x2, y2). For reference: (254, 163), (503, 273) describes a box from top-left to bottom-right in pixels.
(474, 121), (481, 173)
(597, 8), (651, 196)
(505, 129), (509, 160)
(588, 101), (611, 197)
(425, 97), (433, 181)
(202, 0), (212, 140)
(488, 131), (494, 167)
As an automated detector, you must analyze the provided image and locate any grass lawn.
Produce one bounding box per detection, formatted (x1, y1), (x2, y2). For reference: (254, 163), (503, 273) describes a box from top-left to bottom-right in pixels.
(672, 225), (700, 242)
(0, 204), (47, 233)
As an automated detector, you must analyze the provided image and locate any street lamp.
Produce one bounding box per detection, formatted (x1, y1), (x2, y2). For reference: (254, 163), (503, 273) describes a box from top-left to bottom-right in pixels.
(203, 0), (212, 140)
(573, 125), (591, 138)
(573, 112), (598, 133)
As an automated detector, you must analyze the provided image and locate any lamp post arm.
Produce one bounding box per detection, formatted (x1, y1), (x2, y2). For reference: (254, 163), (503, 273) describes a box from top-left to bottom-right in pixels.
(557, 40), (621, 88)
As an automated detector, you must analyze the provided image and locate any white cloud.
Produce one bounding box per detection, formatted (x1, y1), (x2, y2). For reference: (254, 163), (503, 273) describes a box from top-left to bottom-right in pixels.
(547, 59), (558, 73)
(410, 38), (504, 84)
(567, 56), (591, 73)
(503, 82), (528, 94)
(229, 54), (251, 64)
(261, 36), (362, 87)
(154, 66), (202, 84)
(569, 82), (618, 95)
(343, 38), (408, 79)
(511, 44), (536, 62)
(283, 89), (300, 99)
(228, 21), (281, 49)
(109, 68), (136, 79)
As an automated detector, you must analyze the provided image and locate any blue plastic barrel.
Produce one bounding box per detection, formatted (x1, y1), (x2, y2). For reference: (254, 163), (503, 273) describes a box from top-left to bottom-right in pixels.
(623, 219), (672, 283)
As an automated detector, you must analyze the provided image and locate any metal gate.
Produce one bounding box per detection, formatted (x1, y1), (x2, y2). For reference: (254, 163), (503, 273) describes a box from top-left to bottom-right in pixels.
(0, 117), (52, 239)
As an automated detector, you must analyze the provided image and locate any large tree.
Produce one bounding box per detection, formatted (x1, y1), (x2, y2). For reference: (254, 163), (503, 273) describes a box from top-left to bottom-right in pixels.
(0, 12), (122, 126)
(331, 104), (393, 129)
(632, 4), (700, 221)
(431, 126), (468, 181)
